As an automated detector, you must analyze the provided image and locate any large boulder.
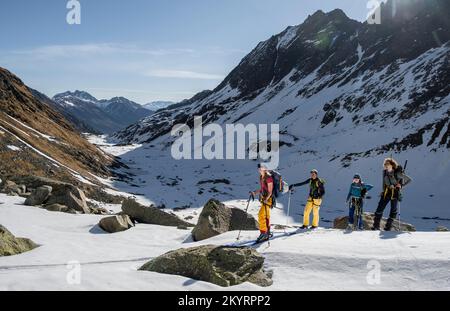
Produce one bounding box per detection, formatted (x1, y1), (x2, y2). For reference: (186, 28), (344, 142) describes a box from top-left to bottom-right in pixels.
(139, 245), (273, 287)
(0, 225), (38, 256)
(24, 186), (52, 206)
(333, 213), (416, 232)
(99, 215), (135, 233)
(45, 184), (90, 214)
(121, 198), (193, 227)
(192, 199), (258, 242)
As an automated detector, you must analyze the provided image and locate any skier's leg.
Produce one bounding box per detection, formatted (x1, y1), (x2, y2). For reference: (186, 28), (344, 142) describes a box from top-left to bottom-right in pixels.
(258, 204), (268, 234)
(358, 200), (364, 230)
(312, 199), (322, 228)
(303, 199), (313, 227)
(373, 196), (389, 230)
(349, 202), (355, 225)
(385, 199), (398, 231)
(266, 198), (271, 236)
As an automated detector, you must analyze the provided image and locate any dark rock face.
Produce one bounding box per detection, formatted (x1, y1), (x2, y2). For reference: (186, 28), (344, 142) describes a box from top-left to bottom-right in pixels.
(0, 225), (38, 256)
(333, 213), (416, 231)
(139, 245), (273, 287)
(192, 199), (258, 242)
(121, 198), (193, 227)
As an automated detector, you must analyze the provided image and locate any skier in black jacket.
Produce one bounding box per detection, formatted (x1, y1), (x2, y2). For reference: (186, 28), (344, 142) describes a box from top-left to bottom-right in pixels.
(289, 169), (325, 230)
(372, 158), (412, 231)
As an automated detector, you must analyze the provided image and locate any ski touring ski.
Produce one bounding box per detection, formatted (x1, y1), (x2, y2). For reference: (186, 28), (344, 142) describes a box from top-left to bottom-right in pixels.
(228, 227), (323, 248)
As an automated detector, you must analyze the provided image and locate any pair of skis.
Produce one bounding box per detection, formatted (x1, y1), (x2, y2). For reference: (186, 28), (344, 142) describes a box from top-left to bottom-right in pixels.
(230, 227), (317, 248)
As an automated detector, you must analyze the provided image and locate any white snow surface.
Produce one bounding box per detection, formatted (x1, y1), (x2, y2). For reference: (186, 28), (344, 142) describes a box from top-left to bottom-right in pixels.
(1, 193), (449, 291)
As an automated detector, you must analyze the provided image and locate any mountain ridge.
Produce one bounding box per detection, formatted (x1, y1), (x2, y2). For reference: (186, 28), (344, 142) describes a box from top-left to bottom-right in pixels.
(51, 91), (153, 134)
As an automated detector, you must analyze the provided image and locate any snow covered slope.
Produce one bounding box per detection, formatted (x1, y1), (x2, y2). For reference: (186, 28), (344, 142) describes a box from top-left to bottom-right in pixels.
(0, 193), (449, 291)
(110, 0), (450, 230)
(143, 101), (174, 112)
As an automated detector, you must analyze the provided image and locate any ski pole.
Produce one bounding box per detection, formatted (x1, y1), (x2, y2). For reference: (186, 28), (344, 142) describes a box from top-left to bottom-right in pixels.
(398, 160), (408, 232)
(237, 193), (254, 241)
(285, 190), (292, 232)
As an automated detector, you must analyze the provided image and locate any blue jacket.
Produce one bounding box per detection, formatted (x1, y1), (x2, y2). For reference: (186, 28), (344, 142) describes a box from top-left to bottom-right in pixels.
(347, 182), (373, 201)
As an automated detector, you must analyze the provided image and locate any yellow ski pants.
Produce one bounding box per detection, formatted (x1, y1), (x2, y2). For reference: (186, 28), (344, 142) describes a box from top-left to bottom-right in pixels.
(258, 197), (272, 234)
(303, 197), (322, 227)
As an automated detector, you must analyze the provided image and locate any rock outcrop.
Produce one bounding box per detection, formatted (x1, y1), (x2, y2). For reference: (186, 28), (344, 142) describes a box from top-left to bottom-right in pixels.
(139, 245), (273, 287)
(0, 225), (38, 256)
(333, 213), (416, 232)
(192, 199), (258, 241)
(121, 198), (193, 227)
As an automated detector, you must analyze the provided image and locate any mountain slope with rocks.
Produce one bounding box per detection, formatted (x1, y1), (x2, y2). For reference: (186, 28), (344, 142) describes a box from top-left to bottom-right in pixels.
(0, 67), (114, 187)
(111, 0), (450, 230)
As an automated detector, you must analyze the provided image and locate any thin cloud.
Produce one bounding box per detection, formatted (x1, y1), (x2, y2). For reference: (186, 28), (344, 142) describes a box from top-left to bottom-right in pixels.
(145, 69), (224, 80)
(11, 43), (196, 58)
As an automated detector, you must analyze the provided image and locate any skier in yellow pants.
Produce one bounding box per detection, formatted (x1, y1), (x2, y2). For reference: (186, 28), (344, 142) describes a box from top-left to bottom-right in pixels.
(289, 169), (326, 230)
(303, 197), (322, 228)
(251, 164), (274, 243)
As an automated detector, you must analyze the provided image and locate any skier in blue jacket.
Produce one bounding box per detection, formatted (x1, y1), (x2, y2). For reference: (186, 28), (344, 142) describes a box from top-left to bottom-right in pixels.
(346, 174), (373, 230)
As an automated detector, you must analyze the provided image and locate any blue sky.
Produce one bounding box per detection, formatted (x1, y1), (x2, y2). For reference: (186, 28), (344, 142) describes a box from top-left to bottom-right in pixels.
(0, 0), (374, 103)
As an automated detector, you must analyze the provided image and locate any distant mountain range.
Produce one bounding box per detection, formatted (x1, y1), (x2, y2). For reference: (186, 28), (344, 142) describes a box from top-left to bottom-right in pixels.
(51, 91), (153, 134)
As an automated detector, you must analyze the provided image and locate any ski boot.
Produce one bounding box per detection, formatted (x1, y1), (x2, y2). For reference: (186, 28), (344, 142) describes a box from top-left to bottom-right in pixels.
(299, 225), (308, 230)
(384, 218), (394, 231)
(309, 226), (318, 230)
(256, 233), (270, 243)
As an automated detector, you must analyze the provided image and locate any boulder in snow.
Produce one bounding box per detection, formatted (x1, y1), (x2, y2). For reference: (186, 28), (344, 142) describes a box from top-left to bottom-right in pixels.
(99, 215), (135, 233)
(121, 198), (193, 227)
(192, 199), (258, 242)
(13, 176), (90, 214)
(333, 213), (416, 232)
(45, 184), (90, 214)
(139, 245), (273, 287)
(24, 186), (52, 206)
(0, 225), (38, 256)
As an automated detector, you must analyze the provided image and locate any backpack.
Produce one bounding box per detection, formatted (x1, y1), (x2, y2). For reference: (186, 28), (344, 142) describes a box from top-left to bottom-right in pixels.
(310, 178), (326, 199)
(269, 170), (289, 198)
